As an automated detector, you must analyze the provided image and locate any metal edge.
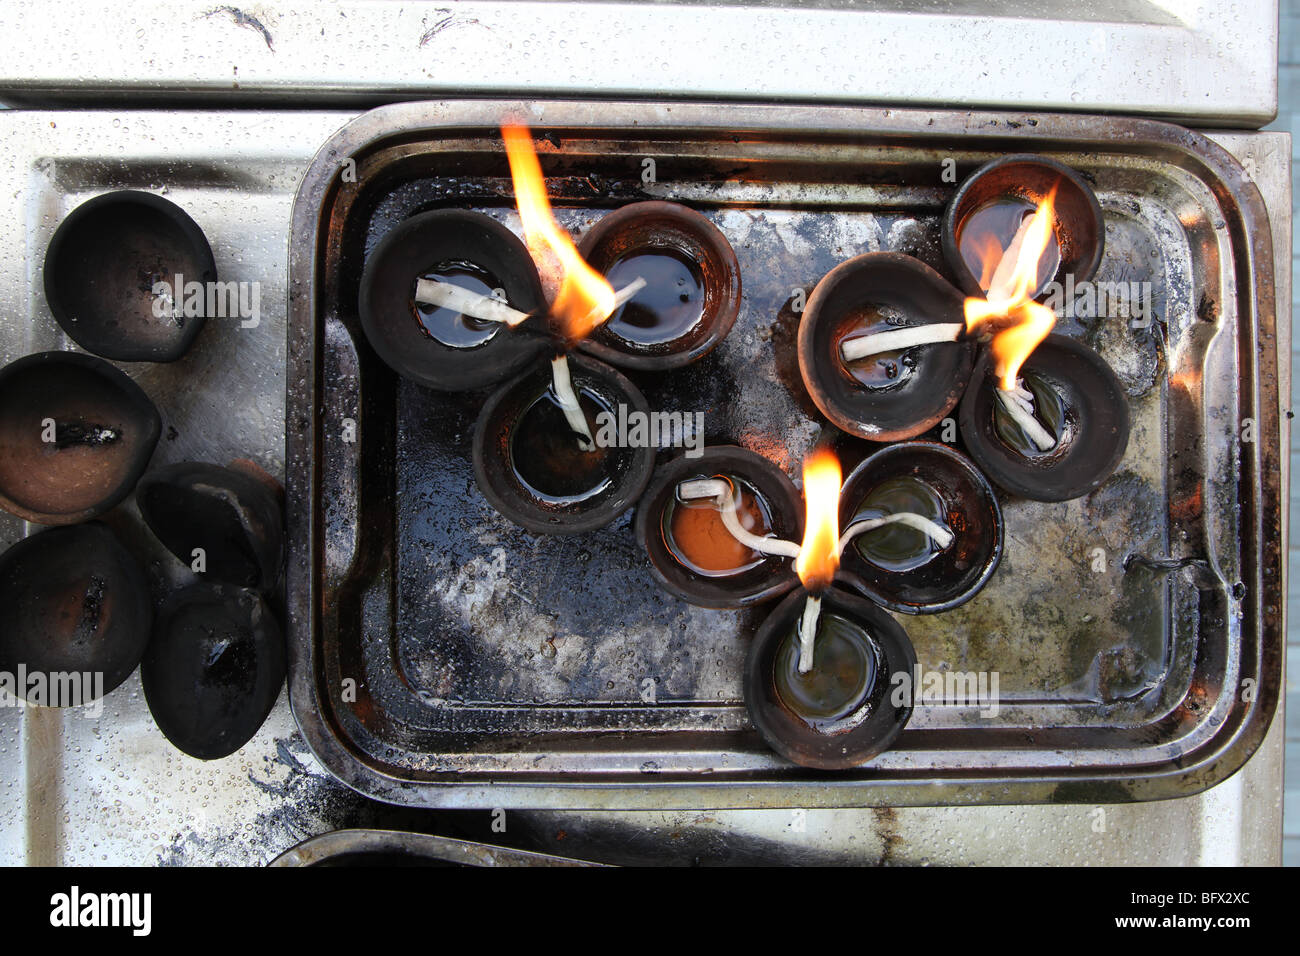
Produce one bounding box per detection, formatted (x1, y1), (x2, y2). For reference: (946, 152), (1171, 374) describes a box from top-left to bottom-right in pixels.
(266, 827), (603, 866)
(284, 100), (1284, 809)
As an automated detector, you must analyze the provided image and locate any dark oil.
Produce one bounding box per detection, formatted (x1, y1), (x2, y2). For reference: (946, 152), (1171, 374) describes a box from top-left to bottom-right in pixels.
(849, 475), (948, 573)
(411, 260), (503, 349)
(836, 304), (920, 389)
(956, 197), (1061, 296)
(993, 369), (1071, 458)
(774, 612), (879, 728)
(662, 476), (773, 577)
(509, 386), (617, 505)
(604, 251), (704, 347)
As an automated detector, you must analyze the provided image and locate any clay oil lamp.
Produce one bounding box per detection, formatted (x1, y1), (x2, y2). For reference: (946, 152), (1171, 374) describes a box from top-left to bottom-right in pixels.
(0, 523), (152, 703)
(743, 450), (920, 769)
(142, 583), (285, 760)
(634, 445), (803, 608)
(44, 190), (217, 363)
(0, 351), (161, 525)
(797, 252), (975, 442)
(576, 200), (741, 370)
(942, 154), (1103, 300)
(358, 207), (553, 391)
(837, 441), (1001, 614)
(472, 125), (654, 534)
(136, 460), (284, 592)
(955, 190), (1129, 501)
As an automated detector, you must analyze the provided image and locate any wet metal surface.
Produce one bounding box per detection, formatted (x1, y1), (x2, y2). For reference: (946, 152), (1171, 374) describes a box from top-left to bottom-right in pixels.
(289, 102), (1283, 808)
(0, 110), (1284, 867)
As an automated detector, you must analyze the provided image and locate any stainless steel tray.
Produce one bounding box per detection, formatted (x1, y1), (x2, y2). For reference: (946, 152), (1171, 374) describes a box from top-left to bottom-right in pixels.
(286, 101), (1283, 809)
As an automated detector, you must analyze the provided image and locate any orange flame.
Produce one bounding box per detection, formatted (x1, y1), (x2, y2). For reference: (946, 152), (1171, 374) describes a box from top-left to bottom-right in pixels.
(502, 124), (616, 342)
(963, 188), (1059, 391)
(794, 449), (842, 593)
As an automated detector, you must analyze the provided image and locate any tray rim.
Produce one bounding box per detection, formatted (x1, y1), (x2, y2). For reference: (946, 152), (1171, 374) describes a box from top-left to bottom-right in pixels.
(285, 99), (1283, 810)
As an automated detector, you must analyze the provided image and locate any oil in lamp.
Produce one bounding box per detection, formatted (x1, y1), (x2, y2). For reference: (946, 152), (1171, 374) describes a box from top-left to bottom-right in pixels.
(836, 441), (1002, 614)
(0, 522), (152, 702)
(358, 206), (552, 392)
(0, 350), (161, 525)
(576, 200), (741, 370)
(471, 125), (654, 533)
(635, 445), (804, 608)
(941, 154), (1104, 300)
(742, 450), (922, 769)
(44, 190), (217, 363)
(954, 188), (1129, 501)
(796, 252), (974, 442)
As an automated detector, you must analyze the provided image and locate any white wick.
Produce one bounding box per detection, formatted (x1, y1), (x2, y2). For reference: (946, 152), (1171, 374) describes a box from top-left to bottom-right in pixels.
(677, 477), (953, 676)
(996, 382), (1057, 451)
(676, 478), (802, 558)
(798, 594), (823, 674)
(414, 278), (531, 327)
(837, 513), (954, 555)
(839, 322), (963, 364)
(415, 276), (646, 333)
(550, 354), (595, 451)
(985, 212), (1038, 301)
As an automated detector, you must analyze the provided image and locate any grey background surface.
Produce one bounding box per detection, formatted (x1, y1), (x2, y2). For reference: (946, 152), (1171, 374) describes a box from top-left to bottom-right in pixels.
(1263, 0), (1299, 867)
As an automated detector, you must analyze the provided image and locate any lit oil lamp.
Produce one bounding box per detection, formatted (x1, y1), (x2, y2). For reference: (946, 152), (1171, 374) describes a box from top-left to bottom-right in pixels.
(0, 351), (161, 525)
(44, 191), (217, 363)
(576, 201), (741, 370)
(635, 445), (804, 608)
(941, 154), (1104, 300)
(953, 188), (1129, 501)
(797, 252), (975, 442)
(358, 207), (552, 391)
(836, 441), (1002, 613)
(742, 449), (919, 769)
(471, 125), (654, 533)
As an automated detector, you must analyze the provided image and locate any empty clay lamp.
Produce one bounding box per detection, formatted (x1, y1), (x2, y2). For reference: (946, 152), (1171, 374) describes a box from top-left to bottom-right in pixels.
(0, 351), (161, 524)
(576, 201), (741, 370)
(359, 208), (552, 391)
(797, 252), (974, 442)
(960, 333), (1129, 502)
(142, 583), (285, 760)
(744, 586), (917, 771)
(136, 461), (284, 591)
(837, 441), (1002, 614)
(942, 154), (1103, 300)
(474, 352), (655, 534)
(0, 523), (152, 702)
(44, 190), (217, 363)
(635, 445), (803, 608)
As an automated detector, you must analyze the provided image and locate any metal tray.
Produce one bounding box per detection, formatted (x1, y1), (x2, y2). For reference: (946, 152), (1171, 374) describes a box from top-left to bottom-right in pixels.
(286, 101), (1283, 809)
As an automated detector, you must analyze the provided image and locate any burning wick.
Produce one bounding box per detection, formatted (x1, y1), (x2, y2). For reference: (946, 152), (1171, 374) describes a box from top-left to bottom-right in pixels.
(413, 279), (531, 327)
(963, 189), (1061, 452)
(678, 453), (952, 674)
(500, 122), (653, 452)
(414, 275), (646, 330)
